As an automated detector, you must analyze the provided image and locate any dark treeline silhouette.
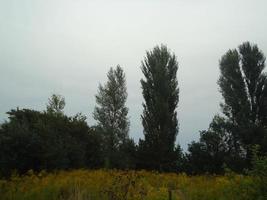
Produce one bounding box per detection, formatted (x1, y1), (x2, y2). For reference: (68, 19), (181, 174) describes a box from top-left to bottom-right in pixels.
(0, 42), (267, 177)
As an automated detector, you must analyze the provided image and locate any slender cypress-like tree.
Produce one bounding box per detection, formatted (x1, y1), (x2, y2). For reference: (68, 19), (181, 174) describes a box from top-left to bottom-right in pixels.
(138, 45), (179, 171)
(93, 65), (130, 168)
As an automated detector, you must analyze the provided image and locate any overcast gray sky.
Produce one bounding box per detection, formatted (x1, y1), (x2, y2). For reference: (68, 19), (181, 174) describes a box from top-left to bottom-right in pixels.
(1, 0), (267, 150)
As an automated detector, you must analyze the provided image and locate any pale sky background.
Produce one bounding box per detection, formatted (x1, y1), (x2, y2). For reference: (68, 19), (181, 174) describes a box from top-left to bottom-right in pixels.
(0, 0), (267, 150)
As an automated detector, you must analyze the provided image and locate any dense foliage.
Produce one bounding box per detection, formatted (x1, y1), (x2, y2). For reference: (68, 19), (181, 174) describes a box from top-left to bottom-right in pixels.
(187, 42), (267, 174)
(0, 108), (103, 177)
(138, 45), (180, 172)
(219, 42), (267, 154)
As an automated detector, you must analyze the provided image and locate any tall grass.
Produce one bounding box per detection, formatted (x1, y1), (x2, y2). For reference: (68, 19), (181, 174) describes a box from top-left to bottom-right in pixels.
(0, 169), (262, 200)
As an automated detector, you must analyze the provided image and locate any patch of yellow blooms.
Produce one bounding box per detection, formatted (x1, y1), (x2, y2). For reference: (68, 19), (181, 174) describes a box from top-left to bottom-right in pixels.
(0, 170), (257, 200)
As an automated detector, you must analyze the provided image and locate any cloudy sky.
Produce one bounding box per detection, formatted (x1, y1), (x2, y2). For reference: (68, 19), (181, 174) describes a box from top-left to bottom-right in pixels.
(1, 0), (267, 150)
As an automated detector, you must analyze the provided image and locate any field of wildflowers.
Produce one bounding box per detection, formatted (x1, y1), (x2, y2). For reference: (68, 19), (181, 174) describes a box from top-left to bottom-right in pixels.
(0, 170), (262, 200)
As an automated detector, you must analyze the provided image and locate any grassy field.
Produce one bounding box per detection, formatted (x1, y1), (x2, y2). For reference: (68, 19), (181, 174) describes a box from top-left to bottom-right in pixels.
(0, 169), (263, 200)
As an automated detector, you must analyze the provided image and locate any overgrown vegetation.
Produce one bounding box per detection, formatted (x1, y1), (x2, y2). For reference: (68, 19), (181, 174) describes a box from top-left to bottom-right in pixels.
(0, 169), (265, 200)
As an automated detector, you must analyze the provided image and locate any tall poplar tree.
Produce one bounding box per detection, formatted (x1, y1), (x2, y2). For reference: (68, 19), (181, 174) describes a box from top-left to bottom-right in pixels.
(218, 42), (267, 157)
(186, 42), (267, 173)
(138, 45), (180, 171)
(93, 65), (130, 168)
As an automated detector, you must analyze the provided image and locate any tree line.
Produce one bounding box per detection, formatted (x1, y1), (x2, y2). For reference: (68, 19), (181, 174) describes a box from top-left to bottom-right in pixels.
(0, 42), (266, 177)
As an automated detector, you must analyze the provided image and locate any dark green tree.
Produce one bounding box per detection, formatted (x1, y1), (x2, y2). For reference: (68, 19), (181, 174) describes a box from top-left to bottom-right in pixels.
(0, 100), (103, 176)
(93, 65), (131, 168)
(186, 115), (246, 174)
(218, 42), (267, 159)
(46, 94), (65, 114)
(138, 45), (179, 171)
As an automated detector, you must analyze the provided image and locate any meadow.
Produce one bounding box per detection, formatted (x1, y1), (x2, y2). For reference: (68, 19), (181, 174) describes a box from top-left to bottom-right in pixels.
(0, 170), (263, 200)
